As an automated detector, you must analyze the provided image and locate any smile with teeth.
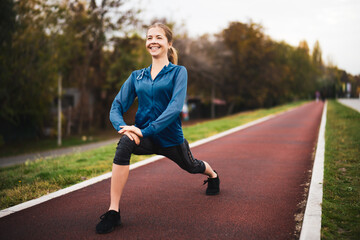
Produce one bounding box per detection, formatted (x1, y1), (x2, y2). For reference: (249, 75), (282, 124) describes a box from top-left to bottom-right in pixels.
(150, 46), (160, 50)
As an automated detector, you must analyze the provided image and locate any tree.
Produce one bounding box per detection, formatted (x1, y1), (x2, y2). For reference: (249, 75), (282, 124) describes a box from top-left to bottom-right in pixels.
(0, 0), (143, 143)
(286, 40), (317, 99)
(220, 21), (270, 112)
(312, 40), (323, 69)
(0, 0), (59, 142)
(54, 0), (141, 133)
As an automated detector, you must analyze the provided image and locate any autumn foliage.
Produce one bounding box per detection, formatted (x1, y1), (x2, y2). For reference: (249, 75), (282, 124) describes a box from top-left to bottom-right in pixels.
(0, 0), (358, 143)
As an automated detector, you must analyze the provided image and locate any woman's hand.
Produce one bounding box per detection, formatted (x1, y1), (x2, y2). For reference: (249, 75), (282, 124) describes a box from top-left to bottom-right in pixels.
(122, 131), (141, 145)
(119, 125), (143, 137)
(118, 125), (143, 145)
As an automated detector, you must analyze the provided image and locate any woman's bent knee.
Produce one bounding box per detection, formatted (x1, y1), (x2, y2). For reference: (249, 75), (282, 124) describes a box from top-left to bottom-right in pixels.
(113, 135), (136, 165)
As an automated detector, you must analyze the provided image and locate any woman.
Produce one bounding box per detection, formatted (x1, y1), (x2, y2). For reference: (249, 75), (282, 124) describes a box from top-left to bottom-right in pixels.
(96, 23), (220, 234)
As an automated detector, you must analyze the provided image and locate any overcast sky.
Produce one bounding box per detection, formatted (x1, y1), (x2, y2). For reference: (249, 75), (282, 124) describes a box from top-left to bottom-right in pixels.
(135, 0), (360, 75)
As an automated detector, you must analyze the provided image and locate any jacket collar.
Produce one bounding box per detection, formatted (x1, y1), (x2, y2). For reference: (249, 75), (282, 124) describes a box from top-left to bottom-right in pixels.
(146, 62), (176, 76)
(137, 63), (176, 80)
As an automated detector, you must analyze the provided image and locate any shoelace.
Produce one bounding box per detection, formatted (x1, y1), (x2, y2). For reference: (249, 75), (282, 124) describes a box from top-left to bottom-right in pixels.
(100, 211), (115, 220)
(204, 176), (218, 185)
(100, 212), (109, 220)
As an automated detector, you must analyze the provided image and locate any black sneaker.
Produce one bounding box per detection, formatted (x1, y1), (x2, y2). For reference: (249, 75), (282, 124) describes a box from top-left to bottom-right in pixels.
(203, 171), (220, 195)
(96, 210), (121, 234)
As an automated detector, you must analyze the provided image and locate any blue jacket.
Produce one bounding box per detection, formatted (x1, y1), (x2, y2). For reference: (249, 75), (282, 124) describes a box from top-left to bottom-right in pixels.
(110, 62), (187, 147)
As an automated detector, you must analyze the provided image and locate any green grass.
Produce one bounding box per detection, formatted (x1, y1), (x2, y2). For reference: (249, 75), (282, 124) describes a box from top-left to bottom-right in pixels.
(0, 144), (154, 209)
(0, 101), (307, 210)
(321, 100), (360, 240)
(0, 130), (119, 157)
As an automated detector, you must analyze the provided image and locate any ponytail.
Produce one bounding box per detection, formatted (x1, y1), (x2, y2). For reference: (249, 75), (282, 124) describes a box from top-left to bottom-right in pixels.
(168, 46), (178, 65)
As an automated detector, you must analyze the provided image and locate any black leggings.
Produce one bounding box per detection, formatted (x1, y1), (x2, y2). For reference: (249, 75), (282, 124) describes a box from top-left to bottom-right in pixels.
(113, 135), (206, 174)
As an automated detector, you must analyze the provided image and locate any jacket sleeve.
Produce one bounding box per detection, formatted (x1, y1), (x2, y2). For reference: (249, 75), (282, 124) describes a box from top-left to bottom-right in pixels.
(141, 67), (187, 138)
(109, 73), (137, 131)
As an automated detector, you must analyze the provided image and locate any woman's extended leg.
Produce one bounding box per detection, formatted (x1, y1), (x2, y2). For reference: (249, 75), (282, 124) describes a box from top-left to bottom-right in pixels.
(202, 160), (220, 195)
(108, 136), (156, 211)
(109, 164), (130, 212)
(203, 161), (217, 178)
(96, 163), (126, 234)
(159, 139), (220, 195)
(96, 136), (155, 234)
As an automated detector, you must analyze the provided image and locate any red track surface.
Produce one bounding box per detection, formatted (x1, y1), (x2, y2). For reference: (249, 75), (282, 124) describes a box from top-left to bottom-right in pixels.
(0, 102), (324, 240)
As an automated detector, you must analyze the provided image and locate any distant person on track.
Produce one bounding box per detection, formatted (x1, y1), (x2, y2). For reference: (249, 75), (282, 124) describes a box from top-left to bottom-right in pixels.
(96, 23), (220, 234)
(315, 91), (320, 102)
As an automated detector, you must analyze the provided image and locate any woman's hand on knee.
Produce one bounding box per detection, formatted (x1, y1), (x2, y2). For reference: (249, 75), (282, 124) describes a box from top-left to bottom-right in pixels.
(123, 131), (141, 145)
(119, 125), (143, 138)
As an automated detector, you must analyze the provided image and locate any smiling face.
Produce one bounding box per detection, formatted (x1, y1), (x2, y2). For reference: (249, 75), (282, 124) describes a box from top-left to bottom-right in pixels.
(146, 27), (172, 60)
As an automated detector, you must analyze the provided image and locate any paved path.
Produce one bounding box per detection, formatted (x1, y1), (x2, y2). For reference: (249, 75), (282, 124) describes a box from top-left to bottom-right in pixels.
(337, 98), (360, 113)
(0, 120), (203, 168)
(0, 102), (324, 240)
(0, 138), (118, 167)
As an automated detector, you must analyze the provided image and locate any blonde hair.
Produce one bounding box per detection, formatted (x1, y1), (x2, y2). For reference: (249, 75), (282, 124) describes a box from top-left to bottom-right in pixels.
(147, 23), (178, 65)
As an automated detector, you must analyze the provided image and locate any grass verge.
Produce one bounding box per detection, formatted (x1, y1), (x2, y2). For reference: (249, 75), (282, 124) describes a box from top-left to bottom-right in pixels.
(0, 101), (307, 210)
(321, 100), (360, 239)
(0, 130), (118, 158)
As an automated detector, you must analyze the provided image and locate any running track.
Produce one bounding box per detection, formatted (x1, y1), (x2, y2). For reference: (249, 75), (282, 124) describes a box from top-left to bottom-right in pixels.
(0, 102), (324, 240)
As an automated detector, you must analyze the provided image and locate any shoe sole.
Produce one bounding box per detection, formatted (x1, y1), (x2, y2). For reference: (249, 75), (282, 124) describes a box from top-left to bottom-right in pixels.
(96, 220), (122, 234)
(206, 191), (220, 196)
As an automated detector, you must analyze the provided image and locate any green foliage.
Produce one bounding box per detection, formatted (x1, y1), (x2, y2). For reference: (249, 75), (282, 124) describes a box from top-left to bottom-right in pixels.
(0, 0), (144, 143)
(0, 0), (16, 47)
(1, 1), (357, 145)
(177, 21), (353, 114)
(221, 22), (268, 109)
(0, 0), (58, 142)
(106, 34), (151, 91)
(56, 0), (143, 133)
(322, 101), (360, 239)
